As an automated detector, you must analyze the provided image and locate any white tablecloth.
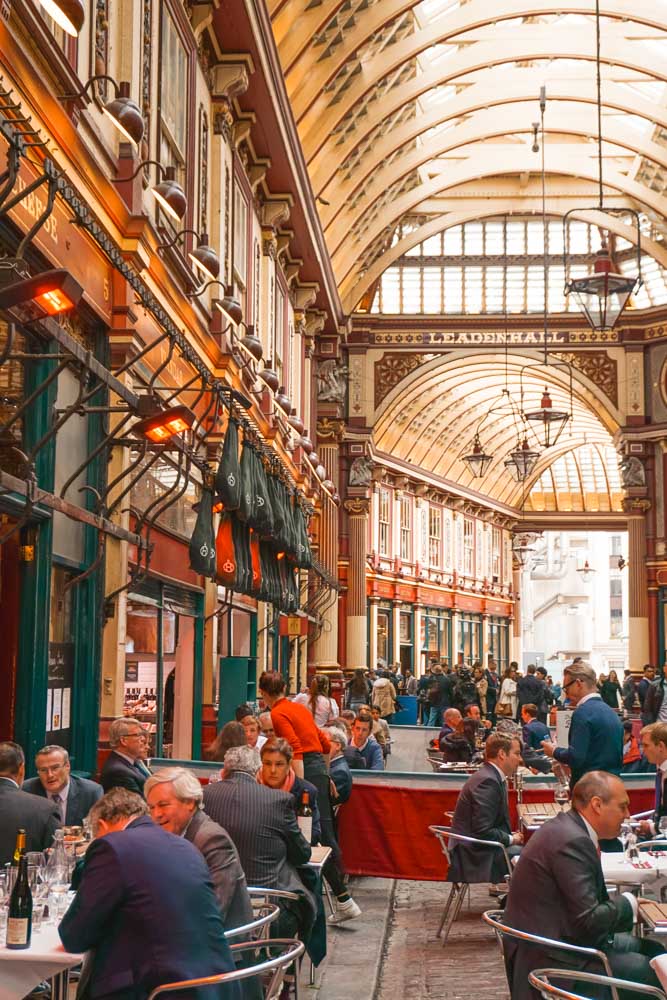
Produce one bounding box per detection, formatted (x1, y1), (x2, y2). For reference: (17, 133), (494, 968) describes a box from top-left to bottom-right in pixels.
(601, 853), (667, 887)
(651, 954), (667, 990)
(0, 923), (83, 1000)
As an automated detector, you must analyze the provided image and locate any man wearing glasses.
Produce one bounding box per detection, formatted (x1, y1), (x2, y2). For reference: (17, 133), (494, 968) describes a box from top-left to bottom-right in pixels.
(100, 718), (151, 795)
(23, 744), (102, 826)
(541, 661), (623, 786)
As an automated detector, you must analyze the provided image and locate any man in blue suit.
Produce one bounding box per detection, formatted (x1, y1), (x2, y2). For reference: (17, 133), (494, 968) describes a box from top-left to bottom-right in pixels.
(59, 787), (240, 1000)
(542, 661), (623, 786)
(23, 745), (102, 827)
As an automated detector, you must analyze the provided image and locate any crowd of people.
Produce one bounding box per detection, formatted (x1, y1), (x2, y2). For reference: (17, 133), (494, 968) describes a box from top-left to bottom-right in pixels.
(0, 670), (387, 999)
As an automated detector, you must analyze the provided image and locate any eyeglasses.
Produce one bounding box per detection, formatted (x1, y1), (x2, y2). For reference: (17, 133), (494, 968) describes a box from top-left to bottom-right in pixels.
(36, 763), (67, 775)
(562, 678), (579, 691)
(124, 731), (148, 740)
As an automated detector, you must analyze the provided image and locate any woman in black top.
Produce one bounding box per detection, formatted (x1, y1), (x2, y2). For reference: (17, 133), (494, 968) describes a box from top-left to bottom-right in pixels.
(599, 668), (621, 710)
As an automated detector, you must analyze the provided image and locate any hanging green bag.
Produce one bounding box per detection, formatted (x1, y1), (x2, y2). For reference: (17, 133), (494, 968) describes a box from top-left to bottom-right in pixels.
(189, 489), (217, 578)
(238, 440), (256, 524)
(214, 417), (241, 511)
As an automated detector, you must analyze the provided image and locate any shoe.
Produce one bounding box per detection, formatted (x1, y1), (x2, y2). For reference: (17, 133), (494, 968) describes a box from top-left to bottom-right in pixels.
(328, 897), (362, 924)
(489, 883), (507, 896)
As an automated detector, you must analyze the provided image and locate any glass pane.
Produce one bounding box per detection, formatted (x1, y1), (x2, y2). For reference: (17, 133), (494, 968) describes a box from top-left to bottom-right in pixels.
(444, 225), (462, 254)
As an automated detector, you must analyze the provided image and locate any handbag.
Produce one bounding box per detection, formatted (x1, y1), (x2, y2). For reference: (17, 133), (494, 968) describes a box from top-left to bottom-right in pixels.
(496, 702), (513, 717)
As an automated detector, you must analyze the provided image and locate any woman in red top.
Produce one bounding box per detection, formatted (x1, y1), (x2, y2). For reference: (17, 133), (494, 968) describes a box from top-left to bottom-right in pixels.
(258, 671), (361, 924)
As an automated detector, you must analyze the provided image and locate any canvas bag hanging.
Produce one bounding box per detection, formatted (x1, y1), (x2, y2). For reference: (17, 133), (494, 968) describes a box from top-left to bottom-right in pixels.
(215, 512), (237, 588)
(253, 451), (274, 537)
(189, 488), (217, 578)
(214, 416), (241, 511)
(238, 440), (256, 524)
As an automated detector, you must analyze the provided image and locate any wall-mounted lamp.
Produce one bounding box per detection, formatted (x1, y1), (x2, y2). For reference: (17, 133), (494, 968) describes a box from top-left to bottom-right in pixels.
(113, 160), (186, 221)
(0, 268), (83, 320)
(133, 403), (196, 443)
(38, 0), (84, 35)
(157, 229), (220, 282)
(214, 285), (243, 325)
(63, 76), (143, 148)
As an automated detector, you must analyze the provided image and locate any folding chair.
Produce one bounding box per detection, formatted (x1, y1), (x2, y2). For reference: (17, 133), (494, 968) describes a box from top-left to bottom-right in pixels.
(529, 967), (667, 1000)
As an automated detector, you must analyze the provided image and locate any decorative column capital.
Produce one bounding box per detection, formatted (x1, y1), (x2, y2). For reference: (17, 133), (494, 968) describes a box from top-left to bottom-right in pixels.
(317, 417), (345, 443)
(344, 498), (371, 517)
(622, 497), (651, 514)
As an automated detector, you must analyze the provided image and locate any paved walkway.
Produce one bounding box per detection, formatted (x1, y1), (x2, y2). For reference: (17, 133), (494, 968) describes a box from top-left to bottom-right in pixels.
(308, 880), (508, 1000)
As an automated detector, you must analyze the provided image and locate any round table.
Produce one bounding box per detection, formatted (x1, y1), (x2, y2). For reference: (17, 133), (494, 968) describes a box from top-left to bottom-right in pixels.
(601, 852), (667, 890)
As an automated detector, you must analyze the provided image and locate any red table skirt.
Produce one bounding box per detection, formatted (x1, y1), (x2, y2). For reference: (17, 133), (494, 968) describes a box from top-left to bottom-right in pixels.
(337, 783), (655, 882)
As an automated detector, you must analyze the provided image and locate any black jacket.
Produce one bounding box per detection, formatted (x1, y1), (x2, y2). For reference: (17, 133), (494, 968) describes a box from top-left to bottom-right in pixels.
(448, 763), (512, 884)
(504, 809), (633, 1000)
(517, 674), (547, 711)
(440, 733), (474, 764)
(99, 750), (147, 796)
(644, 678), (665, 724)
(0, 778), (61, 865)
(23, 773), (102, 826)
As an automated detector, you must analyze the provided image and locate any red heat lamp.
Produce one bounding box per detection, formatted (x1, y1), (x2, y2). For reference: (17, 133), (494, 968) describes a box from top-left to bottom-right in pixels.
(133, 404), (196, 443)
(0, 269), (84, 321)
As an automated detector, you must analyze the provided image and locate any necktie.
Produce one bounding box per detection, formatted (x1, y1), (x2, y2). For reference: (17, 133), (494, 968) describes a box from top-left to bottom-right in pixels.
(134, 760), (151, 778)
(52, 792), (64, 824)
(656, 770), (663, 817)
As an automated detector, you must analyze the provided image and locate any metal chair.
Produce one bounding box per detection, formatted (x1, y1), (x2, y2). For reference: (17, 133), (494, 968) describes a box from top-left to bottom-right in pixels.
(224, 902), (280, 940)
(146, 938), (305, 1000)
(529, 967), (667, 1000)
(427, 753), (445, 772)
(481, 910), (619, 1000)
(429, 825), (513, 946)
(246, 888), (304, 997)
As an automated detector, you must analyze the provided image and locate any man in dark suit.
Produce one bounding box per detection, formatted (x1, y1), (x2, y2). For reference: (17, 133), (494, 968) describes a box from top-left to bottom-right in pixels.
(542, 662), (623, 786)
(59, 787), (240, 1000)
(517, 664), (547, 721)
(504, 771), (663, 1000)
(99, 717), (151, 795)
(448, 733), (523, 887)
(521, 704), (550, 751)
(145, 766), (253, 931)
(0, 742), (61, 865)
(23, 745), (102, 826)
(638, 722), (667, 838)
(203, 745), (316, 941)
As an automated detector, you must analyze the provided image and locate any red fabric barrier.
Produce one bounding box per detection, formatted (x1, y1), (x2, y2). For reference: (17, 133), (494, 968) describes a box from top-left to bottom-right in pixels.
(338, 782), (656, 882)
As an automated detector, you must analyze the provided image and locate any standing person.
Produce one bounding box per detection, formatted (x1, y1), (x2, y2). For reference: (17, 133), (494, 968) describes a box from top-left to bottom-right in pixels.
(258, 671), (361, 925)
(621, 670), (636, 714)
(371, 672), (398, 723)
(145, 768), (253, 931)
(344, 668), (371, 713)
(639, 664), (657, 724)
(485, 659), (500, 725)
(23, 744), (102, 827)
(294, 674), (339, 728)
(99, 718), (151, 795)
(497, 665), (518, 720)
(403, 669), (418, 696)
(541, 661), (623, 786)
(535, 666), (551, 723)
(448, 734), (523, 887)
(473, 665), (488, 718)
(600, 669), (622, 710)
(426, 664), (452, 727)
(59, 788), (240, 1000)
(517, 664), (547, 723)
(503, 771), (662, 1000)
(0, 742), (60, 865)
(417, 664), (434, 725)
(644, 664), (667, 725)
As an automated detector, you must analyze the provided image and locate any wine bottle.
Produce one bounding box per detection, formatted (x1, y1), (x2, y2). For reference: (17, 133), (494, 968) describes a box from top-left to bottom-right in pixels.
(296, 791), (313, 843)
(6, 855), (32, 949)
(12, 828), (26, 866)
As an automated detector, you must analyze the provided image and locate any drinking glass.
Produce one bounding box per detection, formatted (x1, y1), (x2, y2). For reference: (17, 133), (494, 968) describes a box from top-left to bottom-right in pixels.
(620, 820), (632, 851)
(659, 817), (667, 839)
(554, 783), (570, 809)
(207, 771), (222, 784)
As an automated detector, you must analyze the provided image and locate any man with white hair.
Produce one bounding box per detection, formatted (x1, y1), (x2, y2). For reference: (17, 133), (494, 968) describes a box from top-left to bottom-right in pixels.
(203, 745), (316, 942)
(541, 661), (623, 786)
(326, 727), (353, 804)
(145, 767), (253, 930)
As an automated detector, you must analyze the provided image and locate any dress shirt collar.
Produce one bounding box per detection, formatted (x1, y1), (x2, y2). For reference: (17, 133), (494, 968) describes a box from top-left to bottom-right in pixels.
(580, 813), (599, 848)
(48, 781), (70, 804)
(0, 776), (19, 789)
(114, 749), (138, 766)
(488, 761), (507, 784)
(577, 692), (602, 708)
(660, 759), (667, 774)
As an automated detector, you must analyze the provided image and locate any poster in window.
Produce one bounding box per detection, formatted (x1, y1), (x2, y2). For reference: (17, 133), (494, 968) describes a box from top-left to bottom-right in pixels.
(61, 688), (71, 730)
(51, 688), (62, 731)
(46, 689), (53, 732)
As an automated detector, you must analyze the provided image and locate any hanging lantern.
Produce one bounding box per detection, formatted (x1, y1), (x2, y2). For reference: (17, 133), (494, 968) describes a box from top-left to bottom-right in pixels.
(512, 534), (536, 568)
(576, 559), (596, 582)
(462, 432), (493, 478)
(523, 387), (570, 449)
(504, 437), (540, 482)
(565, 243), (638, 331)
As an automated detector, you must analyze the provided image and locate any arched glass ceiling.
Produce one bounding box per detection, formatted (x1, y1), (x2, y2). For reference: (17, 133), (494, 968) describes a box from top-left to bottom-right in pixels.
(367, 217), (667, 314)
(526, 443), (623, 511)
(374, 352), (618, 507)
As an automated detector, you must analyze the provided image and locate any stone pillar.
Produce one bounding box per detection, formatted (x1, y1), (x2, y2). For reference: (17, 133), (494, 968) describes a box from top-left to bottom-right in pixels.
(625, 499), (651, 669)
(452, 610), (461, 665)
(413, 603), (424, 675)
(482, 613), (490, 667)
(512, 566), (522, 665)
(311, 419), (344, 669)
(392, 601), (402, 666)
(368, 598), (379, 673)
(344, 498), (370, 670)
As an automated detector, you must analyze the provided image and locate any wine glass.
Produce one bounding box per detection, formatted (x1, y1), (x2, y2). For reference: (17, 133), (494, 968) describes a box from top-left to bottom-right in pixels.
(620, 820), (633, 852)
(554, 782), (570, 810)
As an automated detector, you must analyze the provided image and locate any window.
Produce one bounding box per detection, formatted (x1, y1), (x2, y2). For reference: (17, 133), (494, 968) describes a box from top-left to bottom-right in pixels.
(233, 184), (248, 290)
(463, 517), (475, 576)
(611, 535), (623, 556)
(378, 488), (391, 556)
(610, 577), (623, 638)
(429, 506), (441, 567)
(492, 527), (501, 581)
(160, 7), (189, 186)
(400, 496), (411, 562)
